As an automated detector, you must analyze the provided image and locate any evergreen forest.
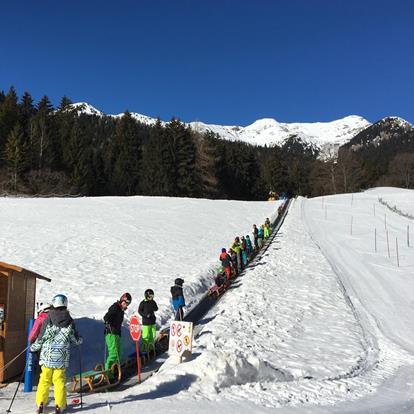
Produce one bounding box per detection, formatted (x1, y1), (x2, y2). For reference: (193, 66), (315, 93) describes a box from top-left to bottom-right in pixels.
(0, 87), (413, 199)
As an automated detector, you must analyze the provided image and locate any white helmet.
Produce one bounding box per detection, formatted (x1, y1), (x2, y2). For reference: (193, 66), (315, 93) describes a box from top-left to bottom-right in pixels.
(37, 302), (51, 314)
(51, 294), (68, 308)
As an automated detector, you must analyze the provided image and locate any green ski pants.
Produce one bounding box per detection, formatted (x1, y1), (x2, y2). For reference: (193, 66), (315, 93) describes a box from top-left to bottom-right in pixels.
(141, 324), (156, 352)
(105, 333), (121, 373)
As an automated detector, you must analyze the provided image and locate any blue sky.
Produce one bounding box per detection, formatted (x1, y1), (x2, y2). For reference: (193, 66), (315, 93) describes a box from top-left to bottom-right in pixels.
(1, 0), (413, 125)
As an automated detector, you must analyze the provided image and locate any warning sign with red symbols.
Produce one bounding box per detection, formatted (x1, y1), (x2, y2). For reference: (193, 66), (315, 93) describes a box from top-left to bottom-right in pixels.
(168, 321), (193, 357)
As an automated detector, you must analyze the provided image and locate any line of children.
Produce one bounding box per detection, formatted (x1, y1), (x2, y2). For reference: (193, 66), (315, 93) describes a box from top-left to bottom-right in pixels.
(31, 212), (280, 413)
(215, 217), (275, 287)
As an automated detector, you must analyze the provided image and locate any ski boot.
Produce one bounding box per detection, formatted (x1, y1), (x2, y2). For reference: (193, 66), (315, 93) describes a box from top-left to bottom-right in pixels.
(36, 403), (44, 414)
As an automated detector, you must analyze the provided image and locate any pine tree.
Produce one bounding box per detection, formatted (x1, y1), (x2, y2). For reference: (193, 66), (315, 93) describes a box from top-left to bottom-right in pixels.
(3, 123), (26, 192)
(0, 86), (19, 148)
(141, 119), (174, 195)
(32, 96), (54, 174)
(111, 112), (143, 195)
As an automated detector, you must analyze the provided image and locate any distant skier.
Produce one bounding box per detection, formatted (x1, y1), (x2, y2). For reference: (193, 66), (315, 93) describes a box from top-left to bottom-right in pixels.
(264, 222), (270, 239)
(29, 302), (51, 344)
(215, 267), (226, 287)
(231, 237), (243, 271)
(252, 224), (259, 250)
(170, 278), (185, 321)
(31, 294), (82, 414)
(258, 225), (264, 248)
(245, 235), (253, 259)
(228, 248), (238, 277)
(219, 248), (233, 280)
(103, 292), (132, 381)
(138, 289), (158, 353)
(240, 236), (248, 266)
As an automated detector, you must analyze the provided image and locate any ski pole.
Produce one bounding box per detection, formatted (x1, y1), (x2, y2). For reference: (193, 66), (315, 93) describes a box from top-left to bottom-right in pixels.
(0, 347), (29, 374)
(78, 344), (83, 408)
(6, 359), (28, 414)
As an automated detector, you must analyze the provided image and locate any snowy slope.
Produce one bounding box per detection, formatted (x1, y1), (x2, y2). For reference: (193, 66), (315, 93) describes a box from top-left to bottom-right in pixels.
(70, 102), (370, 155)
(2, 189), (414, 413)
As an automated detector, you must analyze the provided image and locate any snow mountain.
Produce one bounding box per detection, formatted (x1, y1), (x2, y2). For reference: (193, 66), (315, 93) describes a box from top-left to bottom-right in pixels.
(71, 102), (370, 156)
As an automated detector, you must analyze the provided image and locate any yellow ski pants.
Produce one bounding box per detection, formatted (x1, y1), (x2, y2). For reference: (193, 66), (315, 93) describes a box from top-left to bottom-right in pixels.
(36, 366), (67, 409)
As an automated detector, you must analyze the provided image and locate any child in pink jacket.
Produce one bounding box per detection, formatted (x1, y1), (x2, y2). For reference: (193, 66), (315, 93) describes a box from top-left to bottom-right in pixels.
(29, 303), (51, 344)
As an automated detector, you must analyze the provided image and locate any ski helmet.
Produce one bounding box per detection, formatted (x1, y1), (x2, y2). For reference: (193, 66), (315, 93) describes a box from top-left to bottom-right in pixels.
(37, 302), (51, 314)
(120, 292), (132, 304)
(175, 278), (184, 286)
(221, 248), (226, 253)
(145, 289), (154, 298)
(51, 294), (68, 309)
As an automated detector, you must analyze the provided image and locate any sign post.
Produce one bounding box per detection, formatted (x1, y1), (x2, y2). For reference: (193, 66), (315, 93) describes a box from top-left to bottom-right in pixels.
(168, 321), (193, 363)
(129, 314), (141, 383)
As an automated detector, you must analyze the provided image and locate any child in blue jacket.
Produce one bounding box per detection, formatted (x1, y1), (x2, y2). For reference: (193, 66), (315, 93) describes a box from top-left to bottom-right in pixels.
(170, 278), (185, 321)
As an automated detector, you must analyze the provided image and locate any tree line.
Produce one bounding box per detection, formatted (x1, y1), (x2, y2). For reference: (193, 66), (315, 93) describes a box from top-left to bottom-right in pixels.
(0, 87), (413, 199)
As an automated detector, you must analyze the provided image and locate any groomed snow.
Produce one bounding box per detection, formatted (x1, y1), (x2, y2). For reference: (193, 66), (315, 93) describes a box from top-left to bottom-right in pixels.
(2, 188), (414, 413)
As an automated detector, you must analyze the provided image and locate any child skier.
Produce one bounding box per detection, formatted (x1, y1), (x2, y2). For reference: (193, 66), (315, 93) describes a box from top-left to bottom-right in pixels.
(252, 224), (259, 250)
(240, 236), (248, 266)
(245, 235), (253, 259)
(170, 278), (185, 321)
(228, 248), (238, 277)
(214, 267), (226, 287)
(138, 289), (158, 353)
(231, 237), (243, 271)
(258, 225), (265, 248)
(103, 292), (131, 380)
(219, 248), (233, 280)
(29, 302), (50, 344)
(264, 222), (270, 239)
(30, 294), (82, 414)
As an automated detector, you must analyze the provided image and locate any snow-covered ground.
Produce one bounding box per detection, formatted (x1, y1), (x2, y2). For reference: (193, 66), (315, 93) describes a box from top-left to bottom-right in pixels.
(1, 188), (414, 413)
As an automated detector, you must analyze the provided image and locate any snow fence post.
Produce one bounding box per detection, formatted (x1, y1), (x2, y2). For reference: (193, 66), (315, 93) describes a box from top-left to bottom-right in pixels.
(373, 203), (376, 217)
(396, 237), (400, 267)
(374, 228), (377, 252)
(386, 230), (390, 258)
(408, 224), (410, 247)
(23, 319), (34, 392)
(324, 205), (327, 220)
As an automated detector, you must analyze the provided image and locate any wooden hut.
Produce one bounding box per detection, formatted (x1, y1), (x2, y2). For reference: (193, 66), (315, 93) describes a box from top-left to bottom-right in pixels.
(0, 261), (51, 382)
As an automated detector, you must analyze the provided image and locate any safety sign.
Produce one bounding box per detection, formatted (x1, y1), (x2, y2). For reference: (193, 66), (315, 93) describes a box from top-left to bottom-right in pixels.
(168, 321), (193, 358)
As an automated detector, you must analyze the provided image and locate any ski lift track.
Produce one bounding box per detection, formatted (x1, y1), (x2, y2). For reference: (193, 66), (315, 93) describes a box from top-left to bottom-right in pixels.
(108, 199), (292, 391)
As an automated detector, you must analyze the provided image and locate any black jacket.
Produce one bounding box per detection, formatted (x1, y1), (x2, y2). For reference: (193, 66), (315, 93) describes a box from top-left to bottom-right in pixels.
(104, 302), (124, 336)
(138, 299), (158, 325)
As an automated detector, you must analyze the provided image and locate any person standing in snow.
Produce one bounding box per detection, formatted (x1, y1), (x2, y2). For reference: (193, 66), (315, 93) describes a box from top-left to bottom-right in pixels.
(245, 235), (253, 259)
(258, 225), (265, 248)
(231, 237), (243, 271)
(31, 294), (82, 414)
(264, 222), (270, 239)
(252, 224), (259, 250)
(170, 278), (185, 321)
(103, 293), (131, 380)
(29, 302), (51, 344)
(240, 236), (248, 266)
(219, 247), (233, 280)
(138, 289), (158, 353)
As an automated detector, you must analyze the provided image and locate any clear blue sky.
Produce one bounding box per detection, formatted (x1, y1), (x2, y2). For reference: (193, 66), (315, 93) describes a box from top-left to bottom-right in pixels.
(1, 0), (413, 125)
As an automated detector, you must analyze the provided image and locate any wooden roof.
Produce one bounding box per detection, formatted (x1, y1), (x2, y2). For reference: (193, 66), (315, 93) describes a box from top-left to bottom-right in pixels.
(0, 261), (51, 282)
